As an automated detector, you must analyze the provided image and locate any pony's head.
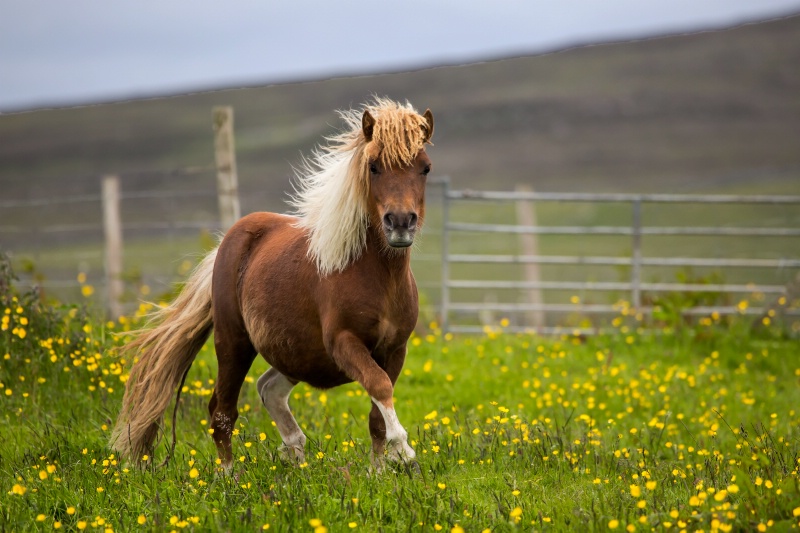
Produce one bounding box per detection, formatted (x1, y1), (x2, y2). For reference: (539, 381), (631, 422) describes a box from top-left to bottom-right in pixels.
(361, 105), (434, 249)
(292, 98), (434, 275)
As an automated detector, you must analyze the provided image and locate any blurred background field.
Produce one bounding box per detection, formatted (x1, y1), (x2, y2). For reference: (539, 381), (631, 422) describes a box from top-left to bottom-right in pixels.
(1, 15), (799, 328)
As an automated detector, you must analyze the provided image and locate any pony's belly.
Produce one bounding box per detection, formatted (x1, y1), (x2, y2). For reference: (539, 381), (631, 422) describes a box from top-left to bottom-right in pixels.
(246, 315), (352, 389)
(260, 344), (353, 390)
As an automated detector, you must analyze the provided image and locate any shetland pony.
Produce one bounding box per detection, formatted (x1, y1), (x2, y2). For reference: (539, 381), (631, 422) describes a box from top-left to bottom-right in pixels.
(110, 98), (434, 471)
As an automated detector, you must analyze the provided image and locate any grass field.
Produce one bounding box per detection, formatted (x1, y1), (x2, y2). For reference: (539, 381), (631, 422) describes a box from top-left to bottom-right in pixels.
(2, 256), (800, 532)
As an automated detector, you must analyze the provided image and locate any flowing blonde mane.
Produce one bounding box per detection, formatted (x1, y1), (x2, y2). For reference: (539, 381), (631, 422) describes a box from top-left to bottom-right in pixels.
(290, 97), (431, 276)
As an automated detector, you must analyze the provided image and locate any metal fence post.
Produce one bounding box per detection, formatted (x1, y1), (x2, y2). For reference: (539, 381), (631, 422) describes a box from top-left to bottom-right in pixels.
(440, 176), (451, 334)
(631, 197), (642, 309)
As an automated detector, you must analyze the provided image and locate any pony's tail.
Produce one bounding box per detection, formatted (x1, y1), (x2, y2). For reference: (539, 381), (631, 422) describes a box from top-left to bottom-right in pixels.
(109, 248), (218, 462)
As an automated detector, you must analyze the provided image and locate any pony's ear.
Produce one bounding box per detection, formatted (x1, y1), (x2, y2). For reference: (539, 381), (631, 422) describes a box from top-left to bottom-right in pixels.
(422, 109), (434, 144)
(362, 110), (375, 142)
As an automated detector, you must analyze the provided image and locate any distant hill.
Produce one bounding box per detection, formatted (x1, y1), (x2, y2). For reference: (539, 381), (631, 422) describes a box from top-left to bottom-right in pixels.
(2, 14), (799, 218)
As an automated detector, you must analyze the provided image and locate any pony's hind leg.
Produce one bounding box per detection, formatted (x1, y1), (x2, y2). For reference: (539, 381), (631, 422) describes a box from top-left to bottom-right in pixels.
(208, 332), (257, 472)
(256, 367), (306, 462)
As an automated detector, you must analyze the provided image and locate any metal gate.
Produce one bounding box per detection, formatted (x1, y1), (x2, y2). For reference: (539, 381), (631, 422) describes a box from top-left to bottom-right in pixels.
(436, 178), (800, 334)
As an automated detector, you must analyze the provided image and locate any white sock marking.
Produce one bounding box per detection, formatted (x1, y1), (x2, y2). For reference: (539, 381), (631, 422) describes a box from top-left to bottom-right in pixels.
(371, 398), (415, 461)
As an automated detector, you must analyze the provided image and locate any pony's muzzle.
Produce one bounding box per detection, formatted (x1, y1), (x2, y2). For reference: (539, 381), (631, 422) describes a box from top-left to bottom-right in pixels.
(383, 211), (417, 248)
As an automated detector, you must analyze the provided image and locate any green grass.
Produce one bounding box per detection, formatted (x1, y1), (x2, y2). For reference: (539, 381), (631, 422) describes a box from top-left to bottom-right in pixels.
(2, 259), (800, 532)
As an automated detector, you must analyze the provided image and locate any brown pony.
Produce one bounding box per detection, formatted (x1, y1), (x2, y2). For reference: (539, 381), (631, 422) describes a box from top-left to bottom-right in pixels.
(110, 98), (434, 472)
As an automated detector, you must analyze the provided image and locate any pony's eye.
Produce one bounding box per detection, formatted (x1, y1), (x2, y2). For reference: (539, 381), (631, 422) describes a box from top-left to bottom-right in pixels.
(369, 162), (379, 175)
(422, 165), (431, 175)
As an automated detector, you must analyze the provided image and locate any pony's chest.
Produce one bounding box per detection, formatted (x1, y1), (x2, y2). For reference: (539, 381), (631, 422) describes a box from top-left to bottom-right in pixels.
(373, 315), (407, 349)
(370, 291), (418, 352)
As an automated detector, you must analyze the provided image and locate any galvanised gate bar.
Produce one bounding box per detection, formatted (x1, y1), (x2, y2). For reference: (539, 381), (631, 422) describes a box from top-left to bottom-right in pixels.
(435, 178), (800, 334)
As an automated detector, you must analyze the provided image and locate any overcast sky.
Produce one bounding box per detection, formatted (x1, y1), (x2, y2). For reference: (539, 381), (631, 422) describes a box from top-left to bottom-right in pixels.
(2, 0), (800, 112)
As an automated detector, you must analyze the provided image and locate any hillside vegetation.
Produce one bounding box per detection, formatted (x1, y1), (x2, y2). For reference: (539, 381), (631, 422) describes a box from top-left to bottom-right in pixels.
(2, 15), (800, 217)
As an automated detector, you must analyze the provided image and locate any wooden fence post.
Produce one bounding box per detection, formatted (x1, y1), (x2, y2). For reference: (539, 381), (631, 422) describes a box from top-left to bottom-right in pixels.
(213, 106), (241, 231)
(102, 175), (124, 319)
(515, 184), (545, 330)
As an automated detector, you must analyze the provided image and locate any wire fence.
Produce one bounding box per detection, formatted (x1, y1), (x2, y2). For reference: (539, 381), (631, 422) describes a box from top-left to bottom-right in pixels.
(2, 99), (799, 332)
(3, 174), (799, 334)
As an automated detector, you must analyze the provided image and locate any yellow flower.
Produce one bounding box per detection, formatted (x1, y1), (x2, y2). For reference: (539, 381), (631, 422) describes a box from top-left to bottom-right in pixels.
(54, 521), (62, 529)
(137, 515), (146, 525)
(451, 526), (465, 533)
(437, 483), (446, 490)
(630, 485), (641, 498)
(77, 521), (87, 530)
(608, 519), (619, 529)
(11, 484), (26, 495)
(81, 285), (95, 297)
(793, 507), (800, 517)
(36, 514), (46, 522)
(348, 523), (357, 529)
(189, 468), (199, 479)
(309, 519), (322, 528)
(67, 507), (76, 515)
(645, 481), (657, 491)
(509, 507), (522, 518)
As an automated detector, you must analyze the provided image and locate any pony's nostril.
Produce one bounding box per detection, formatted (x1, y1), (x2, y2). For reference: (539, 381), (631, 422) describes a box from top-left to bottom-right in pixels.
(384, 211), (417, 232)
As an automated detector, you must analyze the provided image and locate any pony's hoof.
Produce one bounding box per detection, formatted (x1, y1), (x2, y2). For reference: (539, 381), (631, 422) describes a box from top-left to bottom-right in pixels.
(368, 460), (386, 476)
(214, 461), (235, 478)
(386, 440), (416, 463)
(278, 445), (305, 464)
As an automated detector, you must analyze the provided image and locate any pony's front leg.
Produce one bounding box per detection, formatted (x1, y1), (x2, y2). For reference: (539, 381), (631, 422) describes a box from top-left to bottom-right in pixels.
(331, 332), (415, 469)
(370, 399), (416, 466)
